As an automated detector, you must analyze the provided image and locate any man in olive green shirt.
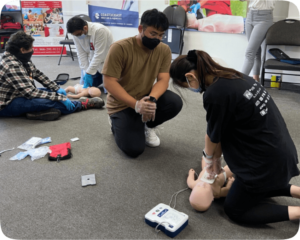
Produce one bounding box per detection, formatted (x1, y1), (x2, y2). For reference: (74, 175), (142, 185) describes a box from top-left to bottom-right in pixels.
(102, 9), (183, 158)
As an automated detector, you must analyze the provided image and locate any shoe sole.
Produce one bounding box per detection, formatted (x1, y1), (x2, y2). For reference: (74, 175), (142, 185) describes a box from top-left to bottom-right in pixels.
(79, 97), (105, 109)
(145, 140), (160, 148)
(26, 110), (61, 121)
(145, 143), (160, 148)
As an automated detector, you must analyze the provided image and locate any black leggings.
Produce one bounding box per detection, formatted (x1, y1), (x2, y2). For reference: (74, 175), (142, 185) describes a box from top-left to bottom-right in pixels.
(224, 178), (291, 224)
(110, 90), (183, 158)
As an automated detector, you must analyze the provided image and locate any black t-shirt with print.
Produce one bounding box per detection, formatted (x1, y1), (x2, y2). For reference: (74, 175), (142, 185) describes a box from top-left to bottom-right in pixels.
(203, 74), (299, 192)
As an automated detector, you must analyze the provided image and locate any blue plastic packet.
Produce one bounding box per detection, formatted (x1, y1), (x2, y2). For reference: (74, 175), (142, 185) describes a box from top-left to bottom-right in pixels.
(10, 151), (29, 161)
(39, 137), (52, 145)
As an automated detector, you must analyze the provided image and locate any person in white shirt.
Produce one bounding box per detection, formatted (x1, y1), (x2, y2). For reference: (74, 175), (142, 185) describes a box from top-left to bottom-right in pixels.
(66, 17), (114, 92)
(241, 0), (276, 81)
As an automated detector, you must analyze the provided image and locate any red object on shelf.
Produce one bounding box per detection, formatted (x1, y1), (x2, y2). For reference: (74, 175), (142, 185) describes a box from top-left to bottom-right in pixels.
(2, 22), (21, 30)
(1, 15), (14, 23)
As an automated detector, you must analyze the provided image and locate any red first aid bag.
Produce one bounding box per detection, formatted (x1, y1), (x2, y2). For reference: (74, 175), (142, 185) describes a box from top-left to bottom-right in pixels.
(1, 15), (14, 27)
(49, 142), (72, 162)
(3, 22), (21, 29)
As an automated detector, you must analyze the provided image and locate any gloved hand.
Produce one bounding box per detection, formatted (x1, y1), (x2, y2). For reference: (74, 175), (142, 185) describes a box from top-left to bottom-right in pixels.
(135, 96), (156, 115)
(203, 156), (214, 179)
(61, 99), (75, 111)
(57, 88), (67, 96)
(212, 156), (223, 175)
(83, 73), (93, 88)
(188, 3), (201, 15)
(142, 113), (155, 123)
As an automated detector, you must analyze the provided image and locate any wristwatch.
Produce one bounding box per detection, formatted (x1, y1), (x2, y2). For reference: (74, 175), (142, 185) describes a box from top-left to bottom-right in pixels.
(203, 149), (213, 159)
(149, 96), (157, 103)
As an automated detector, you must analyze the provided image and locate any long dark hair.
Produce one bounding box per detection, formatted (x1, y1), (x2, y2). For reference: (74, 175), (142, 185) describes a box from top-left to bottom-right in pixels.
(170, 50), (243, 92)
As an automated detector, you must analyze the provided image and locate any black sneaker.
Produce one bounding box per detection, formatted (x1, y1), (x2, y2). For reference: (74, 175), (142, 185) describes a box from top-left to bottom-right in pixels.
(79, 97), (105, 110)
(26, 108), (61, 121)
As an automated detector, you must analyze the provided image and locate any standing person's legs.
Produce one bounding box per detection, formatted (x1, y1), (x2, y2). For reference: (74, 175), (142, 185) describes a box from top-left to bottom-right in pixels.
(110, 108), (146, 158)
(241, 10), (273, 79)
(224, 178), (298, 224)
(0, 97), (81, 117)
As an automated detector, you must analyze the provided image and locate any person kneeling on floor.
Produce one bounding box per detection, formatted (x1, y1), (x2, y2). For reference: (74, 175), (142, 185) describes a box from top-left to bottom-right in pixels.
(102, 9), (183, 158)
(0, 31), (104, 121)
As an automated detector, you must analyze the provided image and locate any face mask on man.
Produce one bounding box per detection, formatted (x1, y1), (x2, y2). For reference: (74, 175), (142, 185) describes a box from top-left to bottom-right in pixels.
(186, 77), (202, 93)
(77, 33), (86, 40)
(142, 34), (160, 50)
(16, 50), (34, 64)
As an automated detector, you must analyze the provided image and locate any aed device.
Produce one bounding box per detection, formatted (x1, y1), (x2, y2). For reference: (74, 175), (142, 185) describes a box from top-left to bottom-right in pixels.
(145, 203), (188, 238)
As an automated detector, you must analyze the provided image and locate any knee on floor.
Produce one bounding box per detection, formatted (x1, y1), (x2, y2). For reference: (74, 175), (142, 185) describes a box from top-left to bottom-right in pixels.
(121, 144), (145, 158)
(224, 203), (243, 223)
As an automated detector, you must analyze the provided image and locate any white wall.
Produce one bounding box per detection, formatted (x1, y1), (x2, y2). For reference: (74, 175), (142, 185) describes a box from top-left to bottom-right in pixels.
(61, 0), (300, 81)
(288, 1), (300, 19)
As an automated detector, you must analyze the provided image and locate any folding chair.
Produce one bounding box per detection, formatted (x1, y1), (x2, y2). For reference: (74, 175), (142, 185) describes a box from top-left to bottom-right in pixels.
(162, 5), (186, 56)
(261, 19), (300, 90)
(58, 33), (75, 65)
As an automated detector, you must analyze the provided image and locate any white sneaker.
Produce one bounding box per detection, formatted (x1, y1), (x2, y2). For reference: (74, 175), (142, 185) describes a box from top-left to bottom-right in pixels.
(145, 125), (160, 147)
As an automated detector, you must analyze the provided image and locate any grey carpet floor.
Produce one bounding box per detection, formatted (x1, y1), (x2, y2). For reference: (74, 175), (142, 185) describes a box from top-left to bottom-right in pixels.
(0, 56), (299, 239)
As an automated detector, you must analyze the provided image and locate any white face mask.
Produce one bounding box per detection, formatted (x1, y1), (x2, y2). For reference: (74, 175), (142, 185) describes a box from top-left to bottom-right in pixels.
(186, 77), (202, 93)
(77, 33), (86, 40)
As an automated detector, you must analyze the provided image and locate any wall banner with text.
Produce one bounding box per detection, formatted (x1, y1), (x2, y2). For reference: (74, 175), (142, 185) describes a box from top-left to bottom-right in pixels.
(87, 0), (139, 28)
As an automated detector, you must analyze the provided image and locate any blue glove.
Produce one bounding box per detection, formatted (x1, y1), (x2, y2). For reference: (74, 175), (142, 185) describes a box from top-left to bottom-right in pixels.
(57, 88), (67, 96)
(61, 99), (75, 111)
(188, 3), (201, 15)
(83, 73), (93, 88)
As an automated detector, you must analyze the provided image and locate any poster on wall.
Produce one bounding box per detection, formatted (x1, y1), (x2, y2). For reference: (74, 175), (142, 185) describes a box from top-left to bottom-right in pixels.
(170, 0), (247, 34)
(2, 0), (21, 11)
(21, 0), (66, 55)
(87, 0), (139, 28)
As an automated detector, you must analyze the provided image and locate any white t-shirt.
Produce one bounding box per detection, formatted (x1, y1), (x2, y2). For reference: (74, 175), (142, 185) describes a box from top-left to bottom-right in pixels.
(73, 22), (114, 75)
(249, 0), (276, 10)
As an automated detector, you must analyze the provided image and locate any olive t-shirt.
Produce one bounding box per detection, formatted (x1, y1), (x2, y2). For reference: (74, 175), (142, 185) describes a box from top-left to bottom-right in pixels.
(101, 36), (172, 115)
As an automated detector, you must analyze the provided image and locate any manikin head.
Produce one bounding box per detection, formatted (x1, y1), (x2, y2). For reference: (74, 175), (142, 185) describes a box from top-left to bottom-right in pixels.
(88, 87), (101, 98)
(189, 181), (214, 212)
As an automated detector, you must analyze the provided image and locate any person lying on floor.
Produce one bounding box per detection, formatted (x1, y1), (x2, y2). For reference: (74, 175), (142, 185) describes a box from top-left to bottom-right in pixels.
(0, 31), (104, 121)
(65, 84), (101, 99)
(187, 157), (235, 212)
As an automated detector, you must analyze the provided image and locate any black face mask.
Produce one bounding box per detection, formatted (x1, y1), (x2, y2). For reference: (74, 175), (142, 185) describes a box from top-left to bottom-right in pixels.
(15, 50), (34, 64)
(142, 35), (160, 50)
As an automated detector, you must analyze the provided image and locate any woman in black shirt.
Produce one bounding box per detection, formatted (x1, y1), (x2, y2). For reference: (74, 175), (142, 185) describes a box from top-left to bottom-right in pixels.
(170, 49), (300, 224)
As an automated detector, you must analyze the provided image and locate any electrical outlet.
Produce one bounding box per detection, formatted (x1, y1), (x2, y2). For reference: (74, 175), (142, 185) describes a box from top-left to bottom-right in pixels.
(165, 0), (169, 4)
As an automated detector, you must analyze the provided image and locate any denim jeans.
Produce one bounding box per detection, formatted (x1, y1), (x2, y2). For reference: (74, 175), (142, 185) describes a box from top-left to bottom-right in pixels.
(0, 88), (81, 117)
